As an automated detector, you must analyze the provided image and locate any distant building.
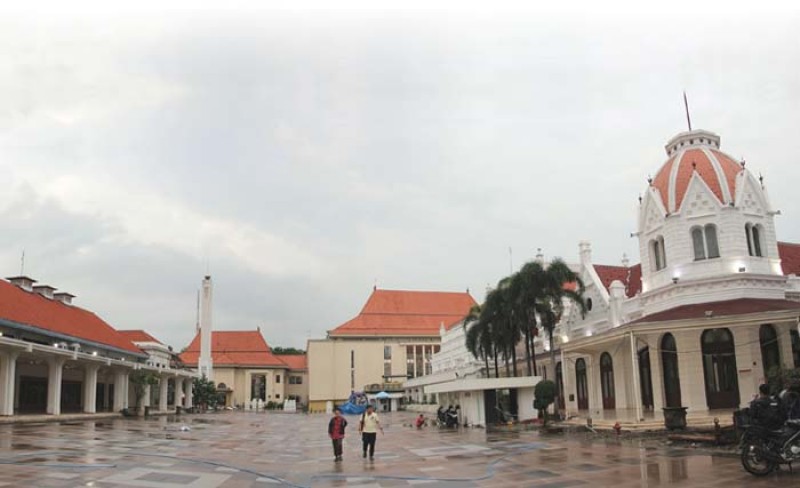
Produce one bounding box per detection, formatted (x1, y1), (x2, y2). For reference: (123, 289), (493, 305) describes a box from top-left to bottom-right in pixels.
(180, 330), (308, 407)
(307, 288), (476, 412)
(0, 276), (195, 417)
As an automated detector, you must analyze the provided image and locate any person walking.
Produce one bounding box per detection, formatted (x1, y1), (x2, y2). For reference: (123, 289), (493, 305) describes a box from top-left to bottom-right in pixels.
(328, 407), (348, 462)
(359, 404), (383, 460)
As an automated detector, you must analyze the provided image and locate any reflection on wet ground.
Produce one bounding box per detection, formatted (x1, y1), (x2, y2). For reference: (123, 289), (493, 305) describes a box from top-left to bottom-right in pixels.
(0, 411), (796, 487)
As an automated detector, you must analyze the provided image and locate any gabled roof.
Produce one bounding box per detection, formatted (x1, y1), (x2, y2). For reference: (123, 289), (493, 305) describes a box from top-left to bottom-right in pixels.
(118, 330), (163, 345)
(0, 279), (144, 356)
(278, 354), (307, 370)
(330, 289), (477, 337)
(779, 242), (800, 276)
(629, 298), (800, 325)
(592, 264), (642, 298)
(180, 330), (287, 368)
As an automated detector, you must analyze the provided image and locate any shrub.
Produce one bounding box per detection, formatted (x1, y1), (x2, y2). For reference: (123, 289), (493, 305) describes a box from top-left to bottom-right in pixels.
(534, 380), (557, 426)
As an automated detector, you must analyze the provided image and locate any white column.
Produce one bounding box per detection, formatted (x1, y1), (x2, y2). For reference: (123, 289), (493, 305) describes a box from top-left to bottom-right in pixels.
(47, 356), (67, 415)
(630, 333), (643, 422)
(142, 384), (151, 410)
(0, 351), (19, 416)
(561, 350), (571, 416)
(174, 377), (184, 408)
(123, 372), (130, 409)
(113, 371), (127, 412)
(413, 346), (418, 378)
(159, 376), (169, 412)
(83, 365), (100, 414)
(184, 378), (193, 409)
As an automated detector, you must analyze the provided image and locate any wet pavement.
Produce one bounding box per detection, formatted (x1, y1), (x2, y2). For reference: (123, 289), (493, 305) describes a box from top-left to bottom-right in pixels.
(0, 411), (796, 487)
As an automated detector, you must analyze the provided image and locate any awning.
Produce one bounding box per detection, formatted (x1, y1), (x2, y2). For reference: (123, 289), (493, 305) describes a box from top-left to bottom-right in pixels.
(425, 376), (540, 395)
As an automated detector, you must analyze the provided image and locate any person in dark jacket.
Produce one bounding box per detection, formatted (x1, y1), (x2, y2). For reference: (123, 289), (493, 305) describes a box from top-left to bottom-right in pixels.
(328, 407), (348, 462)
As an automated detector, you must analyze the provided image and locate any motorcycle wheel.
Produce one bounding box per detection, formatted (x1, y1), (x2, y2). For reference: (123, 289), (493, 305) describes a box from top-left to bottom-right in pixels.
(740, 441), (776, 476)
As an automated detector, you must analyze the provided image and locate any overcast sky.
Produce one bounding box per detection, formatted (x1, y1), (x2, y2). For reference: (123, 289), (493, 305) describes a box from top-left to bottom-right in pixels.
(2, 2), (800, 351)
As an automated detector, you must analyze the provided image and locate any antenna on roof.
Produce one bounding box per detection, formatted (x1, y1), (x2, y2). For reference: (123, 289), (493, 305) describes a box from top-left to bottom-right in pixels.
(20, 249), (25, 275)
(683, 91), (692, 131)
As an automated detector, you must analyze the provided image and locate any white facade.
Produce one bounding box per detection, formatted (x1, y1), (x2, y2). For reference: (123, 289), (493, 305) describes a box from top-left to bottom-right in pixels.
(198, 275), (214, 381)
(544, 128), (800, 421)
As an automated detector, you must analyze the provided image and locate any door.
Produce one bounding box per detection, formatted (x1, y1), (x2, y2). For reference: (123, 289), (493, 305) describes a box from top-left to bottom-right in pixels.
(600, 352), (615, 410)
(701, 328), (740, 409)
(638, 347), (654, 410)
(556, 362), (565, 410)
(661, 333), (682, 408)
(484, 389), (498, 425)
(575, 358), (588, 410)
(759, 324), (781, 376)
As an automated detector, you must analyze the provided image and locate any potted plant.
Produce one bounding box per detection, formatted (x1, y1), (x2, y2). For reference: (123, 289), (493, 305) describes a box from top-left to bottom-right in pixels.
(129, 370), (159, 417)
(662, 406), (688, 430)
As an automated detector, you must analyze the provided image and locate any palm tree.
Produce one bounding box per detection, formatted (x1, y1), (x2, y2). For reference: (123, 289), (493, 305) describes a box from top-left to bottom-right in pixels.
(513, 260), (547, 377)
(481, 280), (521, 378)
(538, 258), (587, 414)
(464, 304), (490, 376)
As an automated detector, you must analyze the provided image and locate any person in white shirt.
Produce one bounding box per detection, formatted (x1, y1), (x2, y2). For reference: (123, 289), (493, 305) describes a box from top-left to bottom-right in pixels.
(358, 404), (383, 460)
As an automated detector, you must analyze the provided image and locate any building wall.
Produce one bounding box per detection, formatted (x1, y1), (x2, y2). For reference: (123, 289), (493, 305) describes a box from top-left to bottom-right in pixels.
(209, 366), (288, 407)
(285, 370), (308, 405)
(308, 337), (441, 410)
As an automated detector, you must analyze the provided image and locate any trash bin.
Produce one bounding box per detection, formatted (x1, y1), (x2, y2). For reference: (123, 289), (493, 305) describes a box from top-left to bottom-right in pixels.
(144, 406), (151, 417)
(663, 407), (688, 430)
(175, 406), (182, 415)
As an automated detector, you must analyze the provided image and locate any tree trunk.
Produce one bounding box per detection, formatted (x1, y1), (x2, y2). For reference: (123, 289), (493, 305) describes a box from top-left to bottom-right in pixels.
(484, 355), (490, 378)
(511, 342), (518, 377)
(523, 327), (532, 376)
(493, 347), (499, 378)
(531, 331), (538, 377)
(504, 353), (510, 378)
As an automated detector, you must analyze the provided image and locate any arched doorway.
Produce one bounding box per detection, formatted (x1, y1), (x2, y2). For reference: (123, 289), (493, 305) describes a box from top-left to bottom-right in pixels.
(759, 324), (781, 376)
(556, 362), (564, 410)
(701, 328), (740, 409)
(575, 358), (588, 410)
(661, 333), (682, 408)
(639, 347), (654, 410)
(600, 352), (615, 410)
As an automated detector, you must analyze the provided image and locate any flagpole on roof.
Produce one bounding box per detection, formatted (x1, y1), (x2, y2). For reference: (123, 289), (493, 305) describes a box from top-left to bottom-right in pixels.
(683, 91), (692, 131)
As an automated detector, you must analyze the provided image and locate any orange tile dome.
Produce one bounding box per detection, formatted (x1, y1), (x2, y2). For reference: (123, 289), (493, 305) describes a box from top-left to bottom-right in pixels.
(650, 130), (744, 213)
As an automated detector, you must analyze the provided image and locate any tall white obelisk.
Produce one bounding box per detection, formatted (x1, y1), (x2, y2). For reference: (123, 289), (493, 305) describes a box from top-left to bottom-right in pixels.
(198, 275), (214, 381)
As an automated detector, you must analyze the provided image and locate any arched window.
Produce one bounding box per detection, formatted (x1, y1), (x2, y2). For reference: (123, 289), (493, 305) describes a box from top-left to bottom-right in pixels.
(692, 225), (720, 260)
(651, 236), (667, 271)
(745, 223), (764, 257)
(600, 352), (615, 410)
(575, 358), (588, 410)
(705, 224), (720, 258)
(760, 324), (781, 374)
(661, 333), (682, 408)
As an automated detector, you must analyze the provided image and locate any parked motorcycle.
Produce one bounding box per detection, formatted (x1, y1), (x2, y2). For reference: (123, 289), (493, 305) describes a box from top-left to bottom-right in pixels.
(740, 418), (800, 475)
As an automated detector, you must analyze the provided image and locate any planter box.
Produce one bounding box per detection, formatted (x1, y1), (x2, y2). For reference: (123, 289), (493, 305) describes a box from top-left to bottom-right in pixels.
(663, 407), (688, 430)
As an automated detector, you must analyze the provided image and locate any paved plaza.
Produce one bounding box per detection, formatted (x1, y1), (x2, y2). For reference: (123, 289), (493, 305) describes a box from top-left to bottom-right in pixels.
(0, 411), (797, 487)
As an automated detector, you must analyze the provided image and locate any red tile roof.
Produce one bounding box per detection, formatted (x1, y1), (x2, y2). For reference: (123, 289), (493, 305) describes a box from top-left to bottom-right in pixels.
(779, 242), (800, 276)
(180, 330), (287, 368)
(630, 298), (800, 325)
(118, 330), (163, 345)
(330, 289), (477, 337)
(0, 279), (144, 355)
(592, 264), (642, 298)
(277, 354), (307, 370)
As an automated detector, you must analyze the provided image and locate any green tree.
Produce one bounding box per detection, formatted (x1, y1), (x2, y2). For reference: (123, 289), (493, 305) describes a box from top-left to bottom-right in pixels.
(464, 304), (491, 377)
(271, 347), (306, 355)
(534, 380), (557, 426)
(129, 370), (159, 410)
(193, 375), (218, 411)
(538, 259), (586, 415)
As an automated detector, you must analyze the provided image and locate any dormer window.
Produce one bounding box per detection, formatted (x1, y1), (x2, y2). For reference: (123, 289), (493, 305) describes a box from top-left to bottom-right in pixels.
(650, 236), (667, 271)
(692, 224), (720, 261)
(745, 223), (764, 257)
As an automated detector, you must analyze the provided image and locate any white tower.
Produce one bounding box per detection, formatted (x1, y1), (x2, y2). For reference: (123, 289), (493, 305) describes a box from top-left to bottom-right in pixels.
(198, 275), (214, 380)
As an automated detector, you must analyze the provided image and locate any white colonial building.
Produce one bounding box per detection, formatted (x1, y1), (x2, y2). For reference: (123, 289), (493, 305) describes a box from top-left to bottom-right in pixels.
(406, 321), (540, 426)
(543, 128), (800, 423)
